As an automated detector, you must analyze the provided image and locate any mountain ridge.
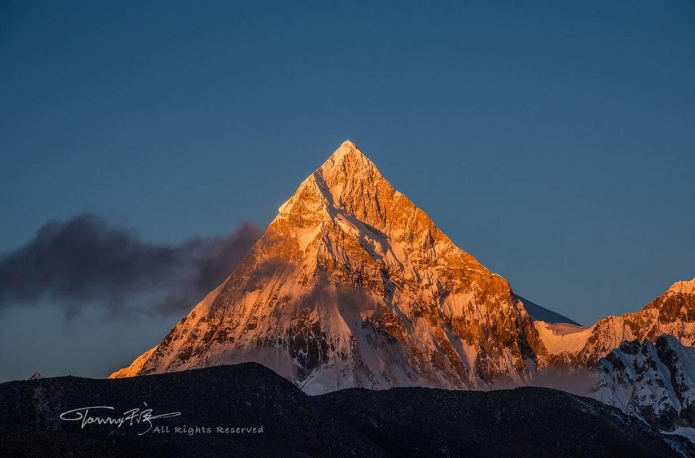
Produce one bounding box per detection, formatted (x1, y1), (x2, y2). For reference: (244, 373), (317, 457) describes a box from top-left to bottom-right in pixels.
(4, 363), (693, 458)
(537, 278), (695, 367)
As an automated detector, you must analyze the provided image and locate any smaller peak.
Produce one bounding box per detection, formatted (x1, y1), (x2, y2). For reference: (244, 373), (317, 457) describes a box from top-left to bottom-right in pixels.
(28, 372), (42, 380)
(666, 278), (695, 296)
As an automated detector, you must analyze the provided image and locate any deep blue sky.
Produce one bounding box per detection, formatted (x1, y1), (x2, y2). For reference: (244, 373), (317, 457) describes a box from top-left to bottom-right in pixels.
(1, 0), (694, 381)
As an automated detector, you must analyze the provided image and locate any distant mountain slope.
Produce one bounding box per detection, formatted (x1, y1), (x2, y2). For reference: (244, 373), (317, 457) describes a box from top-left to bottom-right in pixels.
(1, 364), (691, 458)
(516, 295), (581, 325)
(592, 334), (695, 431)
(536, 278), (695, 367)
(575, 279), (695, 367)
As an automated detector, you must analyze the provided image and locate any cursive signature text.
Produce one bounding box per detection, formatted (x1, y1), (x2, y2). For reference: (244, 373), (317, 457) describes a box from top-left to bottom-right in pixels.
(59, 403), (181, 435)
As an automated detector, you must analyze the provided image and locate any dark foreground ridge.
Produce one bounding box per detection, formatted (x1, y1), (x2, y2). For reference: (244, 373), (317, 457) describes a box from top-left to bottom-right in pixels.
(1, 363), (692, 458)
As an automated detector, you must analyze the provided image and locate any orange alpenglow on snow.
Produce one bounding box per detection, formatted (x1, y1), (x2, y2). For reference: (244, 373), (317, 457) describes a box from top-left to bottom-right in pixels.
(111, 141), (695, 402)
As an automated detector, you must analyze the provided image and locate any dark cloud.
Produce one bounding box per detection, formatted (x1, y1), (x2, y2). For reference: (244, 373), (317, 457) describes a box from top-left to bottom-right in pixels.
(0, 214), (262, 319)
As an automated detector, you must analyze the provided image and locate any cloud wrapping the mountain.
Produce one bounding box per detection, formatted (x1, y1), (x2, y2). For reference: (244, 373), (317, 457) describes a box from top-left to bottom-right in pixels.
(0, 214), (262, 319)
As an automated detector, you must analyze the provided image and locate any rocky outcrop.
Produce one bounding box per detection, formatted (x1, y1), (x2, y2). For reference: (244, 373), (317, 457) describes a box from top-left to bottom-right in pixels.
(592, 334), (695, 431)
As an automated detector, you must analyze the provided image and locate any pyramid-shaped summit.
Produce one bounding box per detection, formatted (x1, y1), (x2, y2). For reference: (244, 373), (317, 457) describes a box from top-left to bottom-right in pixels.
(111, 141), (544, 393)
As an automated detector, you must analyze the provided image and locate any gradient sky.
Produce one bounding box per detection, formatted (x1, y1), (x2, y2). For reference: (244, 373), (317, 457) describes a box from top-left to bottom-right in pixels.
(1, 0), (694, 381)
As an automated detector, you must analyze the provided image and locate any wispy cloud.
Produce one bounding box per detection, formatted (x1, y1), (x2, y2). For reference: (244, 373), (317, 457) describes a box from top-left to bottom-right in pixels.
(0, 214), (262, 319)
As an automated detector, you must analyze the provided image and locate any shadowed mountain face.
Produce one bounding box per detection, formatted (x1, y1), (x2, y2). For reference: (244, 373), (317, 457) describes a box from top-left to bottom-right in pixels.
(593, 334), (695, 431)
(516, 295), (580, 326)
(1, 364), (692, 458)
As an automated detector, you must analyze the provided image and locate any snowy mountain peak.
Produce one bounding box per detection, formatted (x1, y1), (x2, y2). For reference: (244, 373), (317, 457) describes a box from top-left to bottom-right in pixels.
(666, 278), (695, 296)
(318, 140), (377, 181)
(315, 141), (388, 213)
(109, 140), (695, 435)
(112, 140), (543, 393)
(276, 140), (383, 219)
(325, 140), (368, 164)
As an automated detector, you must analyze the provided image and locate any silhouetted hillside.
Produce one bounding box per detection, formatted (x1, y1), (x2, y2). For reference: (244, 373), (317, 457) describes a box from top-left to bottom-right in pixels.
(1, 363), (691, 457)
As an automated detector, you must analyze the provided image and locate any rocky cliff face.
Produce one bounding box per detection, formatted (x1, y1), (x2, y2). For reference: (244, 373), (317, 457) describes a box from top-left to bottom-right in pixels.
(111, 141), (545, 393)
(591, 334), (695, 431)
